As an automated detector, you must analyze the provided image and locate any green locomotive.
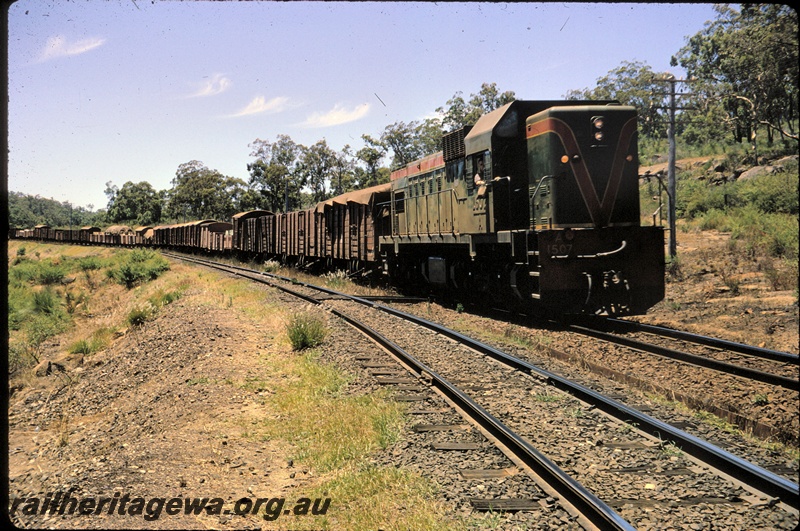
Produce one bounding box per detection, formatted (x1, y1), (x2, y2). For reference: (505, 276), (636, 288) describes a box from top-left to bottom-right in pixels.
(381, 100), (665, 315)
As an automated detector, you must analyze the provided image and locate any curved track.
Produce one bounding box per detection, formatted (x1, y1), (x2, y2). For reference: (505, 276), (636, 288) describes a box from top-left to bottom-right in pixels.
(163, 251), (800, 518)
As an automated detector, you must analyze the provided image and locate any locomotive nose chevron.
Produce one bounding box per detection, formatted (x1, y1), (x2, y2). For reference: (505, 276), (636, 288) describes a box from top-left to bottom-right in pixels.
(526, 115), (638, 228)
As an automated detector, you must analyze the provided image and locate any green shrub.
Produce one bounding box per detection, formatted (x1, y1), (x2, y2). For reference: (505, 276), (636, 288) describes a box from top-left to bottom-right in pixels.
(9, 260), (41, 283)
(728, 206), (798, 260)
(33, 288), (59, 314)
(286, 312), (328, 351)
(64, 289), (88, 314)
(8, 344), (37, 374)
(107, 251), (170, 289)
(77, 256), (103, 271)
(148, 288), (183, 309)
(9, 259), (68, 285)
(127, 305), (154, 327)
(696, 209), (731, 231)
(67, 328), (114, 355)
(7, 284), (30, 331)
(68, 339), (92, 355)
(262, 260), (282, 273)
(26, 314), (68, 349)
(129, 249), (157, 263)
(739, 173), (798, 215)
(36, 262), (67, 285)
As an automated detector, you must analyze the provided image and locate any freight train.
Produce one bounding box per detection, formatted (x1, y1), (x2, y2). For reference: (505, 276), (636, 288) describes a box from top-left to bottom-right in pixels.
(11, 100), (665, 316)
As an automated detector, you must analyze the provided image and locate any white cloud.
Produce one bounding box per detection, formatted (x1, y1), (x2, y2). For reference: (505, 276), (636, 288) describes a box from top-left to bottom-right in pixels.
(38, 35), (105, 62)
(300, 103), (370, 128)
(189, 74), (232, 98)
(229, 96), (291, 117)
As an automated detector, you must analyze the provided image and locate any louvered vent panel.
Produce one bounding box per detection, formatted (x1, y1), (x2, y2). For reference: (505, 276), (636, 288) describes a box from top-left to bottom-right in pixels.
(442, 125), (472, 162)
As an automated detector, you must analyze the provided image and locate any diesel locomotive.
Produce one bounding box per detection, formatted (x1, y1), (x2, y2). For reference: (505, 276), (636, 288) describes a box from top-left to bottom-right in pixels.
(381, 100), (664, 315)
(12, 100), (665, 316)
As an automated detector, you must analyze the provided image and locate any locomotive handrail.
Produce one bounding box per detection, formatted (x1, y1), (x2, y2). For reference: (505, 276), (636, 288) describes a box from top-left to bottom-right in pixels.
(578, 240), (627, 258)
(551, 240), (628, 260)
(530, 174), (554, 203)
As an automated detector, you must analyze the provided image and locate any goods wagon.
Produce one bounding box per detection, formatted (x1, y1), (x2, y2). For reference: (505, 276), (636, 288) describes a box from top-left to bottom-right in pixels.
(199, 222), (233, 252)
(232, 210), (274, 256)
(313, 183), (391, 271)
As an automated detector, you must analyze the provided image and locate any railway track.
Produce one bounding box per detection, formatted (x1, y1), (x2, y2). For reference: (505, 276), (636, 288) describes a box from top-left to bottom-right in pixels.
(163, 252), (799, 529)
(561, 317), (798, 391)
(473, 304), (798, 443)
(601, 317), (798, 364)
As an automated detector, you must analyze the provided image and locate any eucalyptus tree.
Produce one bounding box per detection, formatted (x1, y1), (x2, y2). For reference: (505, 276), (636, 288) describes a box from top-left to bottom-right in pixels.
(247, 135), (302, 212)
(437, 82), (516, 132)
(564, 61), (669, 140)
(673, 4), (798, 150)
(381, 121), (427, 170)
(330, 144), (358, 196)
(296, 140), (336, 203)
(106, 181), (164, 225)
(355, 134), (388, 188)
(165, 161), (246, 221)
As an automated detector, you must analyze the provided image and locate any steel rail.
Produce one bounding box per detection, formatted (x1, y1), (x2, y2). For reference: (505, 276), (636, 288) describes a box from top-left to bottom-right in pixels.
(565, 324), (798, 391)
(163, 252), (800, 510)
(362, 303), (800, 510)
(603, 318), (799, 364)
(330, 308), (636, 531)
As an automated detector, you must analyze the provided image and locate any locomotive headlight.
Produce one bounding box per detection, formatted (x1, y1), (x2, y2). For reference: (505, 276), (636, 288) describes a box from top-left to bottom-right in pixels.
(592, 116), (605, 142)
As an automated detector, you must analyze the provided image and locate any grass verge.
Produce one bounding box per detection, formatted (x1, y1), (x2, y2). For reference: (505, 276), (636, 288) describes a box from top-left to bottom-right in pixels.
(6, 242), (463, 530)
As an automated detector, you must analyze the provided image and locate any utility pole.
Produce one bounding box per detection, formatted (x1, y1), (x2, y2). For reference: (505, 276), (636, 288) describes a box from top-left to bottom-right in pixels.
(666, 76), (678, 259)
(654, 74), (694, 259)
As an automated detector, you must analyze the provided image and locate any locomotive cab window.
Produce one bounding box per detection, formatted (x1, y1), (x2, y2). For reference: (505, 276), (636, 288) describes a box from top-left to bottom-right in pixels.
(468, 151), (491, 195)
(472, 151), (491, 185)
(393, 191), (405, 213)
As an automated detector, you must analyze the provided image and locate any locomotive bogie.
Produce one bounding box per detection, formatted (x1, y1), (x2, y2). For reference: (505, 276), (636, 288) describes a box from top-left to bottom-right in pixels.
(534, 226), (665, 315)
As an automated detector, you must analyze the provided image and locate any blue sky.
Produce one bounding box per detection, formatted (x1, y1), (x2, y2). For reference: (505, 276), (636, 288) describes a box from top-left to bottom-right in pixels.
(7, 1), (718, 213)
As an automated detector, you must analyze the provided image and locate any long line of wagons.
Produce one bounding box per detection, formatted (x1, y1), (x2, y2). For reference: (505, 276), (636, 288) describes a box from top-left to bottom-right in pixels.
(11, 183), (391, 274)
(11, 100), (667, 316)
